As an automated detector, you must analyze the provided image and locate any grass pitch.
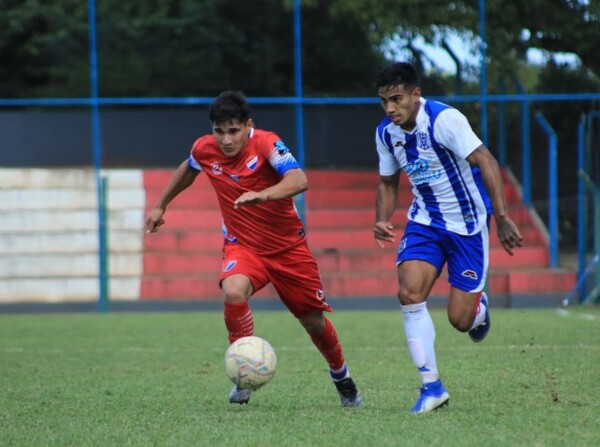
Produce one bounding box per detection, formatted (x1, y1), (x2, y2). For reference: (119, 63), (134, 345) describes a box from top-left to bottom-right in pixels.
(1, 306), (599, 447)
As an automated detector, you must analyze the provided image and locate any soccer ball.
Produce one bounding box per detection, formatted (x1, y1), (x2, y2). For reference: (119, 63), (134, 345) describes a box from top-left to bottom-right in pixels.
(224, 336), (277, 390)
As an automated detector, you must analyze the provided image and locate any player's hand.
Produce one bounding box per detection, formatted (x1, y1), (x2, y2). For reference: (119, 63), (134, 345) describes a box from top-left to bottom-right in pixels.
(373, 221), (395, 248)
(495, 216), (523, 256)
(145, 208), (166, 234)
(234, 191), (267, 209)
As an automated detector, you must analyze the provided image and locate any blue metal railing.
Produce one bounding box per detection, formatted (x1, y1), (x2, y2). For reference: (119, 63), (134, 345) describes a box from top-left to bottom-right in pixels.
(535, 112), (559, 268)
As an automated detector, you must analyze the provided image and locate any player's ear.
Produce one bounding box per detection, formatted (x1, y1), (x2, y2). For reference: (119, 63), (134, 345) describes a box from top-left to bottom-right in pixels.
(412, 87), (422, 102)
(246, 118), (254, 129)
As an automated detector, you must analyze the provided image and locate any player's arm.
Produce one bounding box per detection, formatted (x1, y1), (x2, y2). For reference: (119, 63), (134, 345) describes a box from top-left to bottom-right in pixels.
(145, 160), (200, 233)
(234, 167), (307, 209)
(466, 145), (523, 255)
(373, 171), (400, 248)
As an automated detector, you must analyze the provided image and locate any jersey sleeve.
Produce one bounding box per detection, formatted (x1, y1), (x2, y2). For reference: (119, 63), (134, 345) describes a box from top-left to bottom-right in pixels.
(188, 138), (204, 171)
(375, 128), (400, 176)
(264, 133), (301, 175)
(433, 108), (482, 159)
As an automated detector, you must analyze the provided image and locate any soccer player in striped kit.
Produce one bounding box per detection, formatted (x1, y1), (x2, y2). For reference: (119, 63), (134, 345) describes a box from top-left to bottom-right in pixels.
(372, 62), (523, 413)
(146, 90), (362, 407)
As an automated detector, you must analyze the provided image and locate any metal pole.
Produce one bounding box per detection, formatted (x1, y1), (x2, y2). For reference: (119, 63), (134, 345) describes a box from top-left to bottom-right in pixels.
(294, 0), (306, 223)
(577, 117), (586, 302)
(479, 0), (488, 145)
(535, 112), (559, 268)
(88, 0), (109, 311)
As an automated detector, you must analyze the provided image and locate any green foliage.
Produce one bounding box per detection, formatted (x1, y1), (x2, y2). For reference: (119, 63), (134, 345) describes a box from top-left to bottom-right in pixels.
(1, 0), (599, 98)
(1, 307), (599, 446)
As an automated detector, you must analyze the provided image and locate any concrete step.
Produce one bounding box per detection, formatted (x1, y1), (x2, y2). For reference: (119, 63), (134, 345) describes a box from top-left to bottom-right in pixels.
(139, 266), (576, 300)
(0, 189), (145, 210)
(0, 168), (143, 189)
(142, 246), (550, 276)
(0, 277), (140, 302)
(142, 227), (545, 253)
(149, 206), (537, 231)
(0, 253), (142, 278)
(0, 230), (143, 254)
(0, 209), (144, 232)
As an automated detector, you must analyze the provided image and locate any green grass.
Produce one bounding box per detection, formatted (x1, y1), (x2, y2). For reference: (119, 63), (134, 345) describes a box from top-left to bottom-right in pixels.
(1, 306), (599, 447)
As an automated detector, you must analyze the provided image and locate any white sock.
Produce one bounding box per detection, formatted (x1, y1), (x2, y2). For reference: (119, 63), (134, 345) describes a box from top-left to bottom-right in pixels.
(401, 302), (439, 384)
(469, 297), (487, 331)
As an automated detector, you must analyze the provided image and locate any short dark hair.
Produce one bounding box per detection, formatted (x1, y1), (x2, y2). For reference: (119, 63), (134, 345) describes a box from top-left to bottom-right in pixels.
(376, 62), (419, 90)
(209, 90), (250, 124)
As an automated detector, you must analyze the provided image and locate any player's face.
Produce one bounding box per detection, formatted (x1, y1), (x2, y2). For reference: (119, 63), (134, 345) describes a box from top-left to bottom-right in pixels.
(212, 119), (253, 158)
(378, 84), (421, 130)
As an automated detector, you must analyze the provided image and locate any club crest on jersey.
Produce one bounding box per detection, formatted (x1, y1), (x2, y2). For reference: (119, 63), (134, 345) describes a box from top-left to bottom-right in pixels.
(274, 140), (290, 154)
(246, 155), (258, 170)
(461, 270), (478, 279)
(211, 161), (223, 175)
(223, 260), (237, 272)
(417, 132), (432, 150)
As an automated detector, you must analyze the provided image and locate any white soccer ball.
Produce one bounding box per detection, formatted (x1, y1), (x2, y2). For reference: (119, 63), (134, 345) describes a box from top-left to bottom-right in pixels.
(224, 336), (277, 390)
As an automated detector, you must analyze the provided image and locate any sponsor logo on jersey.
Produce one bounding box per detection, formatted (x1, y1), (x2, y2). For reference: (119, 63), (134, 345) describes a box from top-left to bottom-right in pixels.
(461, 270), (478, 279)
(403, 157), (443, 184)
(274, 140), (290, 154)
(223, 260), (237, 272)
(211, 161), (223, 175)
(246, 155), (258, 170)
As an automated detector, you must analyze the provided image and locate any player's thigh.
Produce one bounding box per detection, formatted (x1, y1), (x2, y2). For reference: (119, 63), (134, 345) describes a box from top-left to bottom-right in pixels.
(221, 244), (270, 301)
(265, 243), (332, 318)
(444, 224), (489, 293)
(447, 287), (480, 330)
(396, 221), (445, 304)
(397, 260), (439, 304)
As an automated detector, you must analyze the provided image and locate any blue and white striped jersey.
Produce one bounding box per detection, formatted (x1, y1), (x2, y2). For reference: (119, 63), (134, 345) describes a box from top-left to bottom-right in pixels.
(375, 98), (493, 235)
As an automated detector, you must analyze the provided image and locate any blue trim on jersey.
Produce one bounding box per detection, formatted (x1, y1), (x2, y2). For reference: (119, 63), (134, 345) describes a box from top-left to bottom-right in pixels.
(377, 116), (394, 155)
(426, 100), (479, 233)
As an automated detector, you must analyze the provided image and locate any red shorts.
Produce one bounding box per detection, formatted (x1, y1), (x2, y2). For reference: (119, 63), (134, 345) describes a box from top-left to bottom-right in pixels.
(220, 242), (333, 317)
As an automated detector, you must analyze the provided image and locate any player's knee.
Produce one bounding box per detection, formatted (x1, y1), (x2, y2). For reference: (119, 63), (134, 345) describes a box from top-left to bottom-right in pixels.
(298, 311), (325, 334)
(448, 314), (471, 332)
(397, 287), (426, 305)
(222, 287), (248, 304)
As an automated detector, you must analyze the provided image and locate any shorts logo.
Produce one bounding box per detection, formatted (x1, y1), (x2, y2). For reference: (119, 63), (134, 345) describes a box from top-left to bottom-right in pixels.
(316, 289), (325, 301)
(246, 156), (258, 170)
(223, 260), (237, 272)
(211, 161), (223, 175)
(462, 270), (478, 279)
(398, 236), (407, 254)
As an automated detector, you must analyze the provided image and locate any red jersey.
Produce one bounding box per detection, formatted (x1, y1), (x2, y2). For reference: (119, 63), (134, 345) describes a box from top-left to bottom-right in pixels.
(188, 128), (306, 255)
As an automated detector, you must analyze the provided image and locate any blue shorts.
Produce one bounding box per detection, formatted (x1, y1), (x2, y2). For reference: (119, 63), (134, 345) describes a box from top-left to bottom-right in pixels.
(396, 219), (490, 293)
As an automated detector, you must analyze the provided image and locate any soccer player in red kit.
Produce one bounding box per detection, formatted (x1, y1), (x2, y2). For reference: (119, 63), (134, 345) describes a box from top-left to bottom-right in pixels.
(145, 90), (362, 407)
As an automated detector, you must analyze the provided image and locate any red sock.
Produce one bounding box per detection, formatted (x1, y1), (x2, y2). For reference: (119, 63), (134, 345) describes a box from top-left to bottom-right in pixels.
(224, 302), (254, 344)
(309, 317), (345, 371)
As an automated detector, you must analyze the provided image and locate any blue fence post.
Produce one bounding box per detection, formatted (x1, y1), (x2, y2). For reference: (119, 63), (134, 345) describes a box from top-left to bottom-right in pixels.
(577, 117), (586, 302)
(535, 112), (559, 268)
(293, 0), (306, 224)
(497, 80), (506, 166)
(88, 0), (109, 312)
(479, 0), (488, 145)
